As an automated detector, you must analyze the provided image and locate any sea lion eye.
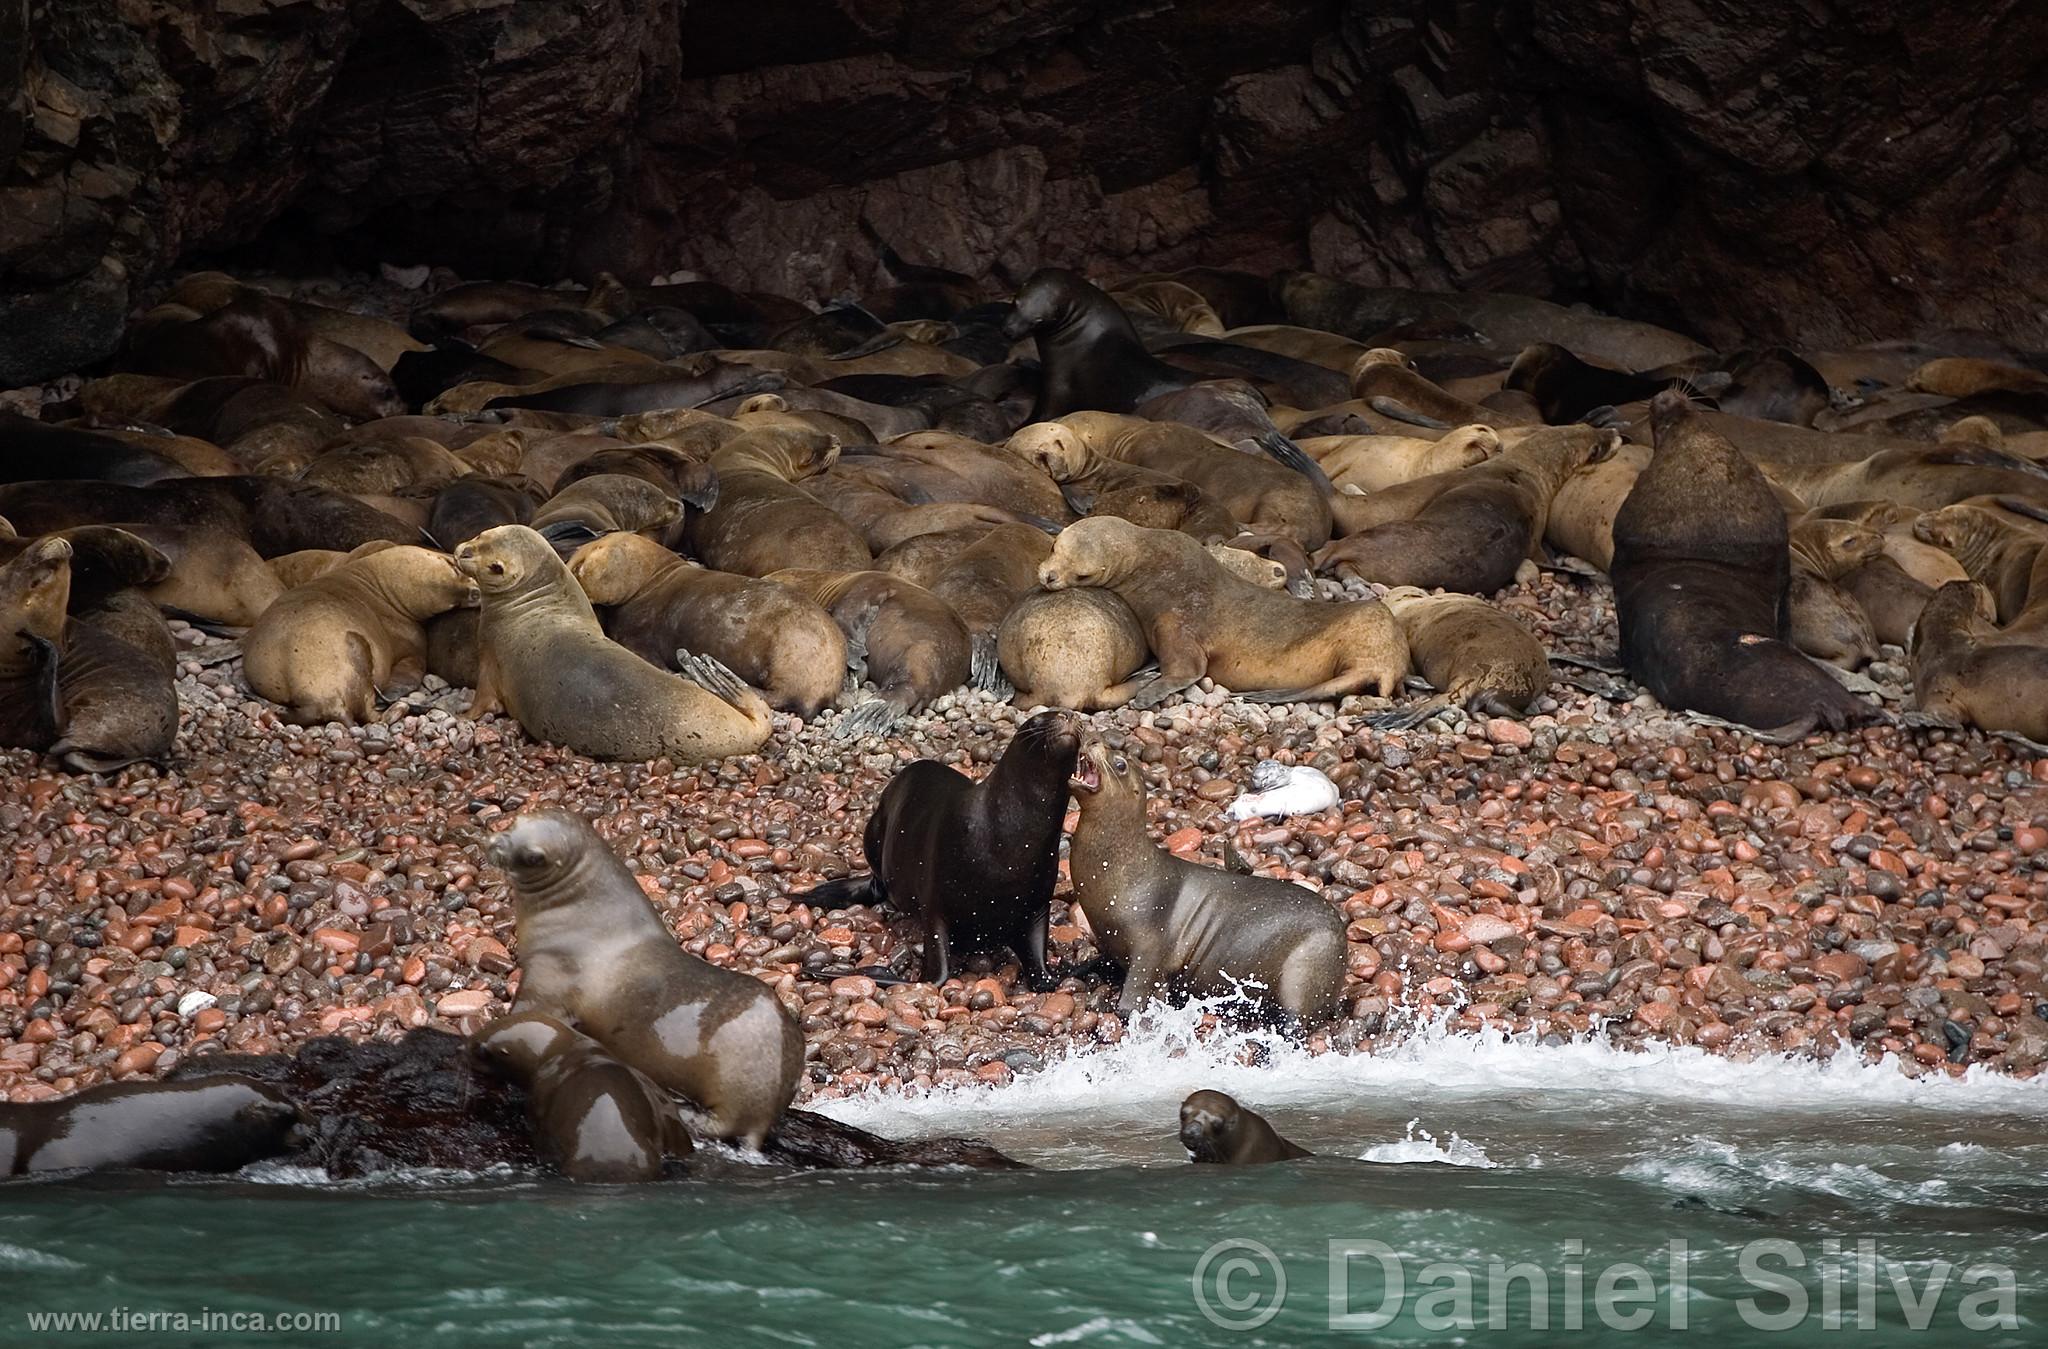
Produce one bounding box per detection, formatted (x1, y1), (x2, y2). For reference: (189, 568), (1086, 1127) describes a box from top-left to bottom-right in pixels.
(516, 846), (545, 868)
(1112, 755), (1128, 774)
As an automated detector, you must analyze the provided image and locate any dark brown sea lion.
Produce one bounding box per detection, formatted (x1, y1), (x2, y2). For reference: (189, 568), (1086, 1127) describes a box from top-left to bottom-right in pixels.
(125, 293), (405, 422)
(426, 475), (546, 549)
(0, 413), (188, 486)
(482, 362), (783, 418)
(1066, 736), (1346, 1025)
(0, 1077), (300, 1175)
(688, 426), (870, 577)
(1179, 1090), (1312, 1164)
(490, 809), (803, 1148)
(805, 709), (1081, 989)
(1314, 425), (1619, 593)
(1133, 381), (1335, 490)
(997, 588), (1150, 712)
(471, 1011), (693, 1183)
(243, 545), (478, 725)
(456, 525), (774, 762)
(0, 477), (417, 558)
(805, 467), (1036, 554)
(1503, 342), (1681, 425)
(1352, 348), (1536, 430)
(764, 567), (971, 736)
(1003, 268), (1197, 420)
(51, 587), (180, 775)
(1610, 392), (1877, 738)
(295, 436), (470, 495)
(552, 444), (720, 513)
(568, 533), (846, 719)
(1039, 518), (1407, 707)
(1911, 581), (2048, 741)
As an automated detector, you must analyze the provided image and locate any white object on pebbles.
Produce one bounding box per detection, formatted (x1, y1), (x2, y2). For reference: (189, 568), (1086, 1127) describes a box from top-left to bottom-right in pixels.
(1225, 763), (1340, 821)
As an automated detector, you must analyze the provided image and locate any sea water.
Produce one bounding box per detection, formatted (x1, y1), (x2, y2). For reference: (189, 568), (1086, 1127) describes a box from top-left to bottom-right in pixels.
(3, 1004), (2043, 1347)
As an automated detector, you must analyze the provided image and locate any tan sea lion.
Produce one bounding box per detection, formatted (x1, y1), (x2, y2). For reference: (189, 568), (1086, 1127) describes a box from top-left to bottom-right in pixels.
(1543, 442), (1650, 569)
(922, 523), (1055, 687)
(688, 426), (869, 577)
(1217, 324), (1372, 375)
(1908, 358), (2048, 399)
(456, 525), (774, 762)
(242, 544), (477, 725)
(1911, 581), (2048, 741)
(1313, 425), (1620, 594)
(1111, 280), (1226, 337)
(1378, 588), (1549, 719)
(1912, 505), (2044, 622)
(1349, 348), (1536, 429)
(297, 437), (471, 495)
(471, 1011), (693, 1183)
(1179, 1090), (1312, 1164)
(530, 473), (681, 551)
(1303, 423), (1502, 494)
(1763, 439), (2048, 511)
(0, 536), (73, 752)
(765, 567), (970, 735)
(490, 809), (803, 1148)
(568, 533), (846, 719)
(997, 588), (1150, 712)
(1039, 518), (1408, 706)
(1066, 736), (1346, 1025)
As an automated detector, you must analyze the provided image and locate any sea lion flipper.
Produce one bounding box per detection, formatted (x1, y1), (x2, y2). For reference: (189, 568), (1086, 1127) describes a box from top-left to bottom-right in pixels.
(1251, 431), (1338, 496)
(672, 648), (752, 710)
(969, 634), (1011, 697)
(1362, 698), (1443, 731)
(1126, 673), (1196, 710)
(1365, 396), (1451, 430)
(835, 698), (899, 740)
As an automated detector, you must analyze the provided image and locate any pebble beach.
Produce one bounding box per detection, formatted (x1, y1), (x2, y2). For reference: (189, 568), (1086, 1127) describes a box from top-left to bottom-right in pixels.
(5, 561), (2044, 1109)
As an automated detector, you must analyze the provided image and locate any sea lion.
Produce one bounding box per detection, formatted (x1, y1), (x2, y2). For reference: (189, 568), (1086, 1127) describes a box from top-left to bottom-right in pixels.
(1303, 423), (1502, 494)
(1112, 279), (1226, 337)
(0, 536), (71, 753)
(0, 477), (417, 559)
(1912, 505), (2043, 622)
(1788, 572), (1879, 671)
(871, 430), (1076, 524)
(1909, 358), (2048, 399)
(805, 709), (1082, 988)
(1005, 421), (1238, 540)
(471, 1011), (693, 1183)
(243, 544), (478, 725)
(1066, 735), (1346, 1025)
(568, 533), (846, 719)
(1313, 425), (1620, 593)
(1179, 1090), (1312, 1164)
(0, 1077), (300, 1176)
(997, 587), (1150, 712)
(296, 436), (470, 495)
(530, 473), (681, 551)
(688, 426), (870, 577)
(1911, 581), (2048, 741)
(1002, 268), (1196, 420)
(490, 809), (803, 1148)
(552, 444), (720, 512)
(806, 468), (1038, 554)
(51, 589), (181, 774)
(0, 412), (189, 487)
(426, 475), (546, 549)
(1352, 348), (1534, 429)
(1503, 343), (1681, 425)
(1763, 439), (2048, 512)
(1132, 382), (1335, 491)
(1038, 518), (1408, 706)
(1610, 392), (1876, 737)
(456, 526), (774, 762)
(922, 523), (1056, 687)
(1378, 588), (1550, 719)
(764, 567), (971, 735)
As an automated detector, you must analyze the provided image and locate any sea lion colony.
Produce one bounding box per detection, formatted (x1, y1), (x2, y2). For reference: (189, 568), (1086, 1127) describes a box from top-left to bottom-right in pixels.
(4, 259), (2048, 1175)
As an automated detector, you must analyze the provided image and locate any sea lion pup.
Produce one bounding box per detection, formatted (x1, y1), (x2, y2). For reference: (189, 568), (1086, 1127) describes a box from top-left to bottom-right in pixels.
(922, 523), (1056, 689)
(1026, 414), (1330, 549)
(997, 588), (1149, 711)
(471, 1012), (693, 1183)
(1909, 358), (2048, 399)
(1067, 736), (1346, 1025)
(1303, 423), (1502, 494)
(1002, 267), (1197, 420)
(456, 526), (773, 762)
(1376, 588), (1549, 721)
(688, 425), (870, 577)
(529, 473), (681, 552)
(0, 1077), (301, 1176)
(764, 567), (971, 736)
(1313, 425), (1620, 594)
(1503, 342), (1682, 425)
(426, 475), (546, 549)
(806, 709), (1082, 988)
(1039, 518), (1407, 707)
(1912, 505), (2044, 623)
(1911, 581), (2048, 741)
(1006, 422), (1237, 541)
(1784, 519), (1884, 670)
(1610, 392), (1877, 738)
(1179, 1090), (1312, 1165)
(568, 533), (845, 718)
(50, 574), (181, 775)
(489, 810), (802, 1149)
(243, 544), (478, 726)
(1350, 348), (1537, 430)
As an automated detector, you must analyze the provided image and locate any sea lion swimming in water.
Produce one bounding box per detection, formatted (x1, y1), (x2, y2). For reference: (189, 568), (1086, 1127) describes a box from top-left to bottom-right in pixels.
(805, 710), (1081, 989)
(1179, 1090), (1312, 1164)
(490, 809), (803, 1148)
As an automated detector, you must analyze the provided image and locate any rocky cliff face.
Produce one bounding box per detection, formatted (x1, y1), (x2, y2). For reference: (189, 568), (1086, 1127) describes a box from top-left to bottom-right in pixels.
(4, 0), (2044, 384)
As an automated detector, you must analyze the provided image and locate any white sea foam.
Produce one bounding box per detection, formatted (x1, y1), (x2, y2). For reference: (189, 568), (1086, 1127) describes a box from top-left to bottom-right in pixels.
(0, 1240), (86, 1272)
(1361, 1118), (1498, 1168)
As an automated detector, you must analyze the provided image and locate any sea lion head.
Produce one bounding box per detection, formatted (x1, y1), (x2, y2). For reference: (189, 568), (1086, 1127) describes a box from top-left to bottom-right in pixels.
(568, 532), (674, 604)
(1647, 388), (1700, 444)
(1911, 579), (1998, 654)
(1003, 268), (1095, 340)
(487, 808), (597, 901)
(1070, 733), (1139, 799)
(471, 1010), (575, 1081)
(1179, 1089), (1245, 1162)
(454, 524), (554, 596)
(1039, 517), (1144, 591)
(1349, 347), (1418, 382)
(1006, 422), (1089, 482)
(1013, 707), (1083, 764)
(307, 336), (407, 422)
(737, 392), (790, 415)
(0, 536), (73, 651)
(1913, 504), (2004, 568)
(1438, 423), (1504, 469)
(366, 543), (479, 612)
(1939, 415), (2004, 450)
(720, 425), (840, 481)
(1793, 519), (1884, 577)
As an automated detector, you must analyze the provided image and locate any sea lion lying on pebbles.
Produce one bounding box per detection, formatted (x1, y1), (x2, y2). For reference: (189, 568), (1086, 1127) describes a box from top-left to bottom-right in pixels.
(569, 532), (846, 718)
(491, 809), (803, 1148)
(456, 525), (773, 763)
(1375, 588), (1550, 724)
(997, 587), (1150, 712)
(1, 1077), (300, 1176)
(1910, 581), (2048, 742)
(471, 1011), (694, 1183)
(1179, 1090), (1312, 1164)
(1039, 517), (1407, 707)
(764, 567), (971, 737)
(0, 536), (73, 753)
(1066, 735), (1346, 1027)
(689, 425), (870, 577)
(243, 544), (478, 726)
(807, 709), (1081, 989)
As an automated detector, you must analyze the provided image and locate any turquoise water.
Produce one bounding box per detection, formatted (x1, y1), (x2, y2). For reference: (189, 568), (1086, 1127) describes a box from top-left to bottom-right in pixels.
(5, 1012), (2045, 1347)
